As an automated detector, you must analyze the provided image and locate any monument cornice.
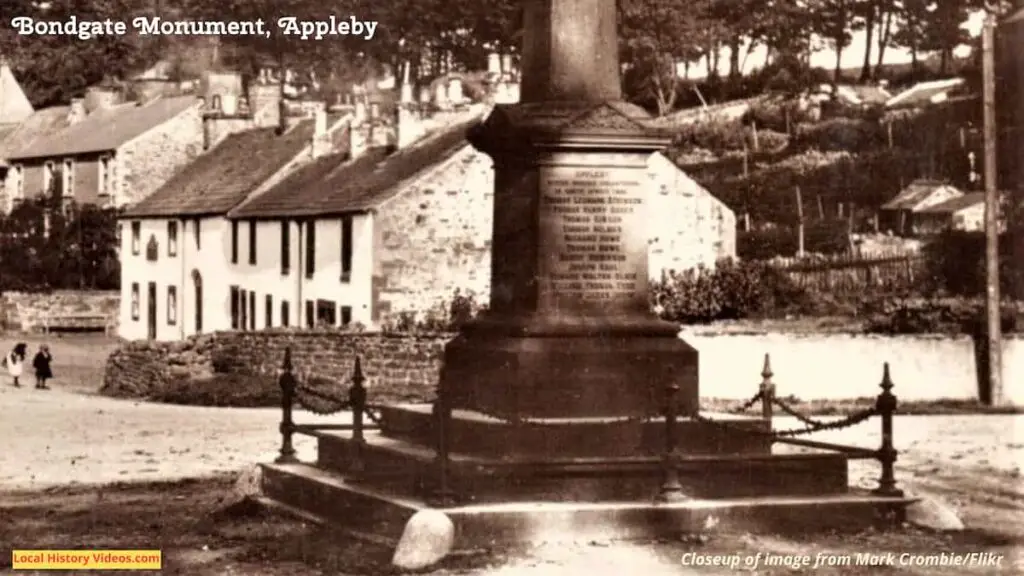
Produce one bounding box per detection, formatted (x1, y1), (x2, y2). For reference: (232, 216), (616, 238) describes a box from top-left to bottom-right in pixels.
(468, 100), (673, 158)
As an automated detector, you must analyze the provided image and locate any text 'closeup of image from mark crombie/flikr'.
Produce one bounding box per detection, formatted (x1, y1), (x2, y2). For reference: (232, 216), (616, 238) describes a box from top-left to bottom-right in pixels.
(7, 14), (379, 41)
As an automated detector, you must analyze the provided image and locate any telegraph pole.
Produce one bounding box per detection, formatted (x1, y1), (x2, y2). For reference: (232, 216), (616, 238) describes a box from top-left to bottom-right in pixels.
(982, 12), (1004, 405)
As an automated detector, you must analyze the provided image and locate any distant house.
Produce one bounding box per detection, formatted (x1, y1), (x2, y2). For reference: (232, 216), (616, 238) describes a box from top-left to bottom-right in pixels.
(879, 179), (964, 235)
(913, 192), (988, 235)
(0, 58), (33, 126)
(885, 78), (966, 110)
(5, 88), (204, 210)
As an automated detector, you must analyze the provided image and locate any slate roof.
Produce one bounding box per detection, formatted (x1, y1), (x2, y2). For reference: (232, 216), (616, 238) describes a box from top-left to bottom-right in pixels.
(917, 192), (985, 214)
(122, 120), (316, 218)
(229, 114), (483, 218)
(881, 180), (959, 211)
(9, 95), (198, 160)
(0, 106), (71, 167)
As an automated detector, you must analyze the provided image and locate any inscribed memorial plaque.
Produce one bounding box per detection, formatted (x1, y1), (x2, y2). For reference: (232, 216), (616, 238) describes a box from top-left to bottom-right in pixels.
(537, 165), (647, 312)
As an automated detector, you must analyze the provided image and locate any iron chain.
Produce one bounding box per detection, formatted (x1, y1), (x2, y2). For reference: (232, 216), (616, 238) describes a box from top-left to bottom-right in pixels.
(726, 389), (764, 414)
(691, 406), (877, 438)
(294, 383), (350, 415)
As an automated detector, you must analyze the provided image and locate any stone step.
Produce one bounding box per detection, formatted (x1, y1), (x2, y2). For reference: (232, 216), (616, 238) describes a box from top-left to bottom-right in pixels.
(376, 403), (773, 459)
(259, 461), (917, 548)
(315, 431), (851, 503)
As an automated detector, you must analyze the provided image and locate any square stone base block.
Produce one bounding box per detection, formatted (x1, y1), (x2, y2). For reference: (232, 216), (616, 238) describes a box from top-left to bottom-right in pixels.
(440, 332), (699, 419)
(259, 462), (915, 549)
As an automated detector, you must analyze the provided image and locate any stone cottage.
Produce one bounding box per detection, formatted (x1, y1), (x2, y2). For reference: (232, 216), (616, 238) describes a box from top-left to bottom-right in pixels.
(116, 69), (351, 342)
(4, 86), (204, 210)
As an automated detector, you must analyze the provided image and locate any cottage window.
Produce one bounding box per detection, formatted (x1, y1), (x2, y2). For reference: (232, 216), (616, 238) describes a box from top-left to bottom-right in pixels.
(265, 295), (273, 328)
(249, 291), (256, 330)
(230, 220), (239, 263)
(280, 221), (290, 275)
(211, 95), (222, 110)
(340, 215), (353, 283)
(281, 300), (290, 327)
(167, 221), (178, 257)
(340, 305), (352, 326)
(229, 285), (240, 329)
(248, 220), (257, 265)
(42, 161), (55, 194)
(167, 286), (177, 325)
(315, 299), (337, 326)
(193, 218), (201, 250)
(99, 156), (111, 196)
(62, 158), (74, 197)
(14, 165), (23, 199)
(305, 300), (314, 328)
(131, 283), (140, 320)
(304, 221), (316, 278)
(131, 221), (141, 254)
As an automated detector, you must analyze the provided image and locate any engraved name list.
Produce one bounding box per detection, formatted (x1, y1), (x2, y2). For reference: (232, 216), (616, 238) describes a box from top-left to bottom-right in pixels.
(540, 167), (644, 306)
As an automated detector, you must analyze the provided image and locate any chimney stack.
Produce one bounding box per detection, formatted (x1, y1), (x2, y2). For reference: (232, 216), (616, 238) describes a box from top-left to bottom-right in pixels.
(447, 77), (464, 106)
(488, 53), (501, 77)
(353, 96), (366, 124)
(311, 103), (329, 159)
(68, 98), (86, 124)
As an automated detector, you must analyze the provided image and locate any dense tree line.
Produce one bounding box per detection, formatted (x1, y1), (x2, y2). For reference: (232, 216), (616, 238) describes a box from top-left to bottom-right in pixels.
(0, 0), (1010, 112)
(0, 194), (120, 292)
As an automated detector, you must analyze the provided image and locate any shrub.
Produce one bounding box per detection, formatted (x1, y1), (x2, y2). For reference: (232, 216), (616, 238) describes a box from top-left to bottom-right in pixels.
(651, 259), (811, 323)
(791, 118), (884, 152)
(863, 298), (1020, 335)
(921, 230), (1024, 298)
(672, 120), (750, 154)
(148, 373), (279, 407)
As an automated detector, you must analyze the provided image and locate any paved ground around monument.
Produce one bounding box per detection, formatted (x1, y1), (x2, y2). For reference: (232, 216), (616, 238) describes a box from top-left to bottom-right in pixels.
(0, 383), (1022, 574)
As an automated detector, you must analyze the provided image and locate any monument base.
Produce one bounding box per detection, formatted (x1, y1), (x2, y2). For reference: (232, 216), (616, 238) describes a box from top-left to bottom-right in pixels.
(440, 318), (699, 419)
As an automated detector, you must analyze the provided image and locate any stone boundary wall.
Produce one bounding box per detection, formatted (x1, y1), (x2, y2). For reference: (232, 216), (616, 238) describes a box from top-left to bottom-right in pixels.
(102, 329), (448, 401)
(101, 328), (1024, 404)
(0, 290), (120, 332)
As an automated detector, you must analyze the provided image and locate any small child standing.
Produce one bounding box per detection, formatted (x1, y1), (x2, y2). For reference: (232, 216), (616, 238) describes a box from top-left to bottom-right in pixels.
(5, 343), (27, 388)
(32, 344), (53, 390)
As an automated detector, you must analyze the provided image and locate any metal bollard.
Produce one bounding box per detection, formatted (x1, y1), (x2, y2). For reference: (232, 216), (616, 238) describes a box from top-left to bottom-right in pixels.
(760, 353), (775, 424)
(656, 381), (686, 503)
(275, 347), (298, 464)
(873, 362), (903, 497)
(428, 382), (457, 507)
(348, 356), (367, 473)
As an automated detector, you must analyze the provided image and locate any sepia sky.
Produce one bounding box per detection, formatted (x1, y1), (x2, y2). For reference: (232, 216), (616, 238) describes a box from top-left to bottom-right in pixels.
(681, 10), (985, 79)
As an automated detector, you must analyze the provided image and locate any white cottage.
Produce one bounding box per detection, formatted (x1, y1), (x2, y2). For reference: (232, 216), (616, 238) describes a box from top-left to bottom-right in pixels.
(116, 110), (349, 341)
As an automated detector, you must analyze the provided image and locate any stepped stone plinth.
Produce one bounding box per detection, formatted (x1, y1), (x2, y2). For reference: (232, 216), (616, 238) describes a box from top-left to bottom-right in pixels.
(256, 0), (914, 554)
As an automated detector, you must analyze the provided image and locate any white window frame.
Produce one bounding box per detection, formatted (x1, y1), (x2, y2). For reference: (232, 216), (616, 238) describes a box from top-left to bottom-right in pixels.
(99, 155), (111, 197)
(42, 161), (55, 193)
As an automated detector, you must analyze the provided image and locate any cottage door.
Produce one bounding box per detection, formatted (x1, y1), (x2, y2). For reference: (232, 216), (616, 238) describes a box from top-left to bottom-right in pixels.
(147, 282), (157, 339)
(192, 271), (203, 333)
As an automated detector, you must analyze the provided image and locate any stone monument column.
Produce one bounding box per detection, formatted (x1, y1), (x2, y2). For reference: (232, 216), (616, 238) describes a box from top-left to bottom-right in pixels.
(444, 0), (699, 423)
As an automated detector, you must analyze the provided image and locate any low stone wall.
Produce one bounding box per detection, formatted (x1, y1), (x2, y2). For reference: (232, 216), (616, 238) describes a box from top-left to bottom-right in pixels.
(101, 328), (1024, 405)
(0, 290), (119, 332)
(102, 329), (448, 402)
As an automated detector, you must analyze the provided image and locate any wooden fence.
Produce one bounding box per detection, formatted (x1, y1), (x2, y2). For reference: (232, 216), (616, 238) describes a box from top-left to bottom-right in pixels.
(767, 250), (925, 293)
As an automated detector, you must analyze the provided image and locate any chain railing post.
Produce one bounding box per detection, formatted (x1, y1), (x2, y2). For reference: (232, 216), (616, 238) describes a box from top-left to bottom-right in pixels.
(275, 347), (298, 464)
(656, 381), (686, 503)
(348, 356), (367, 473)
(428, 381), (456, 507)
(873, 362), (903, 497)
(760, 353), (775, 424)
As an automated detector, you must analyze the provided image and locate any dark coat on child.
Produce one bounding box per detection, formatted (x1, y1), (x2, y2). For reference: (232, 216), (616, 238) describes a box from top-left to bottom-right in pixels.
(33, 351), (53, 379)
